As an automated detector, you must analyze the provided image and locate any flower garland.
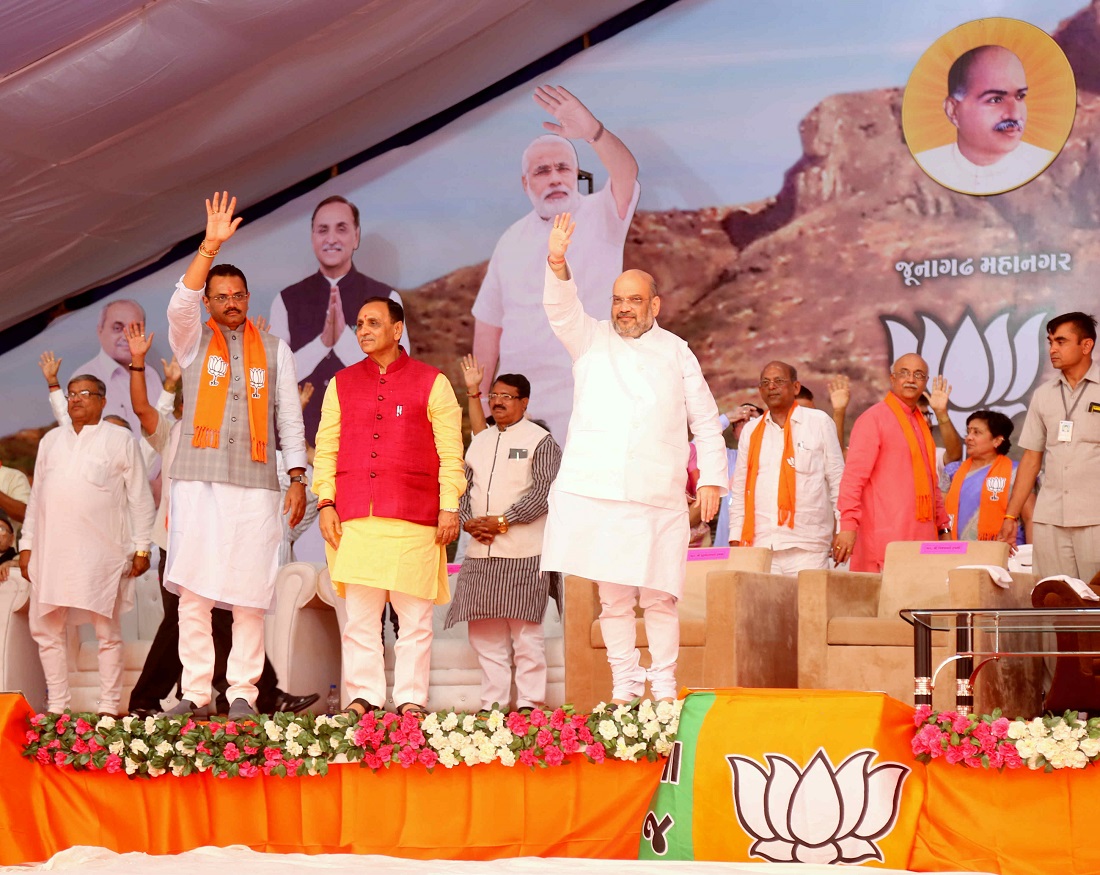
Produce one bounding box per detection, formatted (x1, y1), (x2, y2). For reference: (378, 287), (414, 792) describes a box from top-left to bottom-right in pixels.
(912, 705), (1100, 771)
(22, 699), (681, 779)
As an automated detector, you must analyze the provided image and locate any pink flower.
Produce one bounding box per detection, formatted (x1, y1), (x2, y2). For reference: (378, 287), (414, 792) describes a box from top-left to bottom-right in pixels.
(182, 719), (197, 733)
(238, 761), (259, 778)
(990, 717), (1010, 740)
(544, 745), (564, 766)
(87, 739), (102, 753)
(406, 728), (425, 748)
(951, 713), (972, 734)
(377, 744), (394, 762)
(74, 718), (92, 735)
(519, 749), (538, 767)
(536, 729), (554, 748)
(577, 727), (594, 744)
(105, 754), (122, 773)
(71, 738), (89, 755)
(31, 713), (46, 726)
(363, 753), (384, 770)
(549, 709), (567, 730)
(35, 748), (50, 765)
(945, 743), (976, 765)
(25, 730), (40, 745)
(588, 743), (606, 763)
(1001, 745), (1024, 769)
(913, 705), (933, 726)
(560, 736), (580, 755)
(935, 710), (956, 725)
(398, 746), (418, 768)
(263, 746), (283, 762)
(53, 751), (67, 767)
(353, 727), (371, 747)
(196, 742), (212, 756)
(47, 739), (60, 750)
(506, 712), (529, 735)
(243, 745), (259, 756)
(224, 721), (239, 736)
(381, 712), (398, 728)
(223, 743), (240, 762)
(216, 771), (230, 779)
(418, 749), (438, 767)
(529, 709), (548, 727)
(570, 714), (586, 729)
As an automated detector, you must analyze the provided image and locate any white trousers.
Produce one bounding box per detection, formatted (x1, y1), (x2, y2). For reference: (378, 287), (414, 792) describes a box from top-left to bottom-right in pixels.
(1033, 522), (1100, 584)
(770, 546), (830, 576)
(177, 586), (265, 709)
(597, 581), (679, 701)
(344, 585), (434, 709)
(29, 607), (123, 714)
(467, 617), (547, 710)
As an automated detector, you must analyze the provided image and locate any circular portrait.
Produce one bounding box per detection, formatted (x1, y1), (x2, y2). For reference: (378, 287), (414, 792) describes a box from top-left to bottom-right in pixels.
(902, 17), (1076, 196)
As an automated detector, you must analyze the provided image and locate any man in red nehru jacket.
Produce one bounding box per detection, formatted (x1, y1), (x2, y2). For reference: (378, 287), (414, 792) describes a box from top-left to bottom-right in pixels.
(312, 296), (464, 718)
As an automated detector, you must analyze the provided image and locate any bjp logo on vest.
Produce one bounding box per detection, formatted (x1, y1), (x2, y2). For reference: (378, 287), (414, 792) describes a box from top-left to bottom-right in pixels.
(249, 367), (266, 399)
(206, 354), (228, 386)
(986, 475), (1007, 501)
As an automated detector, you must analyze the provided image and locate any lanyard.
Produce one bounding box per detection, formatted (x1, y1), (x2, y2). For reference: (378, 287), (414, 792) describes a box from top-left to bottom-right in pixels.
(1060, 381), (1087, 421)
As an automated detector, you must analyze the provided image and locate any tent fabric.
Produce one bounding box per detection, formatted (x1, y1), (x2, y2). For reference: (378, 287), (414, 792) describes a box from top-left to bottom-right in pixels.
(0, 0), (639, 333)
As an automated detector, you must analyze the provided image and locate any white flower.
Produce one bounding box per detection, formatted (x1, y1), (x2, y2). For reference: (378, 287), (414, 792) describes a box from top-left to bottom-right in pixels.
(421, 713), (440, 734)
(613, 704), (632, 721)
(592, 703), (607, 715)
(174, 740), (195, 756)
(265, 721), (282, 742)
(462, 749), (480, 767)
(598, 720), (618, 741)
(1068, 749), (1089, 769)
(1081, 737), (1100, 758)
(144, 716), (157, 734)
(428, 731), (448, 750)
(1051, 721), (1074, 741)
(470, 730), (488, 747)
(124, 757), (139, 775)
(485, 711), (504, 731)
(286, 722), (302, 739)
(171, 762), (188, 777)
(155, 741), (173, 756)
(129, 738), (149, 755)
(1015, 738), (1035, 759)
(498, 748), (516, 767)
(307, 742), (322, 757)
(477, 742), (496, 762)
(638, 700), (656, 722)
(447, 731), (465, 748)
(96, 716), (116, 731)
(344, 727), (356, 741)
(122, 716), (136, 732)
(654, 736), (673, 756)
(329, 736), (340, 750)
(147, 765), (165, 777)
(286, 740), (304, 757)
(490, 728), (514, 747)
(622, 722), (639, 738)
(109, 740), (124, 756)
(655, 700), (677, 722)
(438, 749), (459, 768)
(441, 712), (459, 731)
(462, 714), (477, 732)
(1026, 718), (1047, 739)
(1006, 721), (1028, 740)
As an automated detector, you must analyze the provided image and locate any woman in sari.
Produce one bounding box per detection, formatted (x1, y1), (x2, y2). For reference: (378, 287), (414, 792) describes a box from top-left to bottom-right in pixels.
(944, 410), (1034, 543)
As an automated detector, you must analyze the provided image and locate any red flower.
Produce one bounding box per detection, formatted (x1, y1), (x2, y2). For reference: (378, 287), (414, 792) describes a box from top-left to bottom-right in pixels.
(406, 728), (425, 748)
(35, 748), (50, 765)
(506, 712), (529, 735)
(224, 721), (239, 736)
(560, 736), (580, 755)
(47, 739), (60, 749)
(418, 749), (438, 767)
(31, 713), (46, 726)
(549, 709), (567, 730)
(519, 749), (538, 767)
(536, 729), (554, 748)
(990, 717), (1010, 740)
(25, 730), (39, 745)
(243, 745), (259, 756)
(544, 746), (564, 766)
(577, 727), (594, 744)
(71, 738), (89, 755)
(182, 719), (197, 733)
(398, 746), (418, 768)
(196, 742), (212, 756)
(353, 727), (371, 747)
(53, 751), (67, 767)
(87, 739), (102, 753)
(105, 754), (122, 773)
(74, 718), (92, 735)
(588, 743), (606, 763)
(263, 746), (283, 762)
(377, 744), (394, 762)
(570, 714), (587, 729)
(529, 709), (548, 727)
(913, 704), (933, 726)
(223, 743), (240, 762)
(363, 753), (384, 770)
(238, 761), (259, 778)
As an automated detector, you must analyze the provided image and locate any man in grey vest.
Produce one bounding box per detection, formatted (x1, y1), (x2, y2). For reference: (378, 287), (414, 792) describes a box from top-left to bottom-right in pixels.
(163, 191), (308, 720)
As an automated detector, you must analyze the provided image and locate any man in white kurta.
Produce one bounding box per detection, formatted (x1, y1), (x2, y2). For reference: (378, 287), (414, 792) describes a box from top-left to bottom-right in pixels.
(471, 86), (639, 443)
(540, 214), (727, 703)
(163, 192), (308, 719)
(729, 361), (845, 574)
(19, 375), (155, 714)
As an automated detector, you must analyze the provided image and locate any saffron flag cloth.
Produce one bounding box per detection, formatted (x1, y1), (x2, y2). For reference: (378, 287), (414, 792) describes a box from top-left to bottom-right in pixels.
(638, 689), (926, 866)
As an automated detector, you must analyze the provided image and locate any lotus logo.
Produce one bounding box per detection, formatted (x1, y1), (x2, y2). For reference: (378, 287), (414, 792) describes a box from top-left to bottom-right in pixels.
(883, 309), (1046, 433)
(206, 354), (228, 386)
(727, 748), (909, 864)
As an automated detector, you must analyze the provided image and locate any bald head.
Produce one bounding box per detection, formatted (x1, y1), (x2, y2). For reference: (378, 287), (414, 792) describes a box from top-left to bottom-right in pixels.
(889, 354), (930, 407)
(611, 270), (660, 338)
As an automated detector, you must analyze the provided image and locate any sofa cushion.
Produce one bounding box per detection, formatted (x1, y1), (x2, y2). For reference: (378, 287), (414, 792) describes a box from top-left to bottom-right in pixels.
(828, 616), (949, 648)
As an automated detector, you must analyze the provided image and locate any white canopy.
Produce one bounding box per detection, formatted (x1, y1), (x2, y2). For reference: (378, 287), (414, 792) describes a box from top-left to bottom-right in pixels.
(0, 0), (638, 332)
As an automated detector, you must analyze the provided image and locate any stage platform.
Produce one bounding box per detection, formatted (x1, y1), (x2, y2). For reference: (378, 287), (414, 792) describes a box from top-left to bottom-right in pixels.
(3, 689), (1099, 873)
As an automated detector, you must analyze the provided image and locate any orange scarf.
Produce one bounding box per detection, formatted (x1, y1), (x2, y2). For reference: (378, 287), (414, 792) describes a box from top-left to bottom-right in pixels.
(191, 318), (269, 463)
(883, 392), (937, 522)
(945, 454), (1013, 540)
(739, 411), (796, 546)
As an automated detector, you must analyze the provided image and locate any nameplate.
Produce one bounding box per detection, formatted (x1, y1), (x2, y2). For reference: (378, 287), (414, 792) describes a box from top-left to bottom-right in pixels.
(446, 563), (461, 575)
(688, 547), (731, 562)
(919, 542), (968, 555)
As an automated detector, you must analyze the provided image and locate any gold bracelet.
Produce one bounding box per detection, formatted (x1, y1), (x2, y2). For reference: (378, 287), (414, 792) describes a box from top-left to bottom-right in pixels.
(198, 242), (220, 258)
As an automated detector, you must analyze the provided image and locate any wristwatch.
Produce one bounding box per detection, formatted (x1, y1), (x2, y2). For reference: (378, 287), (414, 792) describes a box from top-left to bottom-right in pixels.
(497, 515), (509, 533)
(289, 474), (307, 485)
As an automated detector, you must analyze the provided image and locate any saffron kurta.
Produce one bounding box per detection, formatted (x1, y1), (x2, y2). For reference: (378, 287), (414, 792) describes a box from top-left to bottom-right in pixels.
(838, 398), (950, 573)
(312, 372), (465, 603)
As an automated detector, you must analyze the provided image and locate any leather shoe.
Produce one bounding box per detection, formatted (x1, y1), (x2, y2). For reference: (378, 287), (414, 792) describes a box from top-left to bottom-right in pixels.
(159, 699), (210, 719)
(227, 698), (256, 721)
(273, 691), (321, 714)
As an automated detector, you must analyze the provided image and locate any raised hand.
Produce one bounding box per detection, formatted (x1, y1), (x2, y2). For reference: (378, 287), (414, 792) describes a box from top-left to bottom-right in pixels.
(533, 85), (601, 141)
(548, 212), (576, 263)
(204, 191), (243, 248)
(124, 321), (154, 361)
(461, 354), (484, 394)
(828, 375), (851, 410)
(252, 314), (270, 333)
(299, 382), (314, 410)
(38, 351), (62, 386)
(928, 375), (952, 416)
(161, 355), (182, 392)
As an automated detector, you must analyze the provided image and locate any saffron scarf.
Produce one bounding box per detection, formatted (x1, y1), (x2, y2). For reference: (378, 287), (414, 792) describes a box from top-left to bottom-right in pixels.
(945, 454), (1013, 540)
(739, 412), (796, 546)
(883, 392), (937, 522)
(191, 318), (269, 463)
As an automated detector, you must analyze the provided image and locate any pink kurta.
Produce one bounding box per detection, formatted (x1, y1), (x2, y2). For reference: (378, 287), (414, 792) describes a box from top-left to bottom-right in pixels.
(837, 398), (949, 572)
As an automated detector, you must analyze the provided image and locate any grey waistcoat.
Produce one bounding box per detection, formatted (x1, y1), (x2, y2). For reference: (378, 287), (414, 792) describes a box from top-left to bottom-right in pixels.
(170, 323), (281, 491)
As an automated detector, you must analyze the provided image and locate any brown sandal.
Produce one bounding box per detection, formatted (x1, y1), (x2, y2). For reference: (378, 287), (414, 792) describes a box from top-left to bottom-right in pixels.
(397, 702), (428, 719)
(344, 698), (380, 718)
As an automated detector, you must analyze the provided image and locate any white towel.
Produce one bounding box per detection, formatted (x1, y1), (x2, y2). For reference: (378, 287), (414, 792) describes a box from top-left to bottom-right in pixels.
(1035, 574), (1100, 602)
(955, 565), (1013, 589)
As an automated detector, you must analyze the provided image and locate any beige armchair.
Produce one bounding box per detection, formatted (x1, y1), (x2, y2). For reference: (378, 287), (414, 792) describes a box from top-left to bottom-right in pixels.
(564, 547), (802, 712)
(798, 540), (1041, 715)
(0, 571), (46, 711)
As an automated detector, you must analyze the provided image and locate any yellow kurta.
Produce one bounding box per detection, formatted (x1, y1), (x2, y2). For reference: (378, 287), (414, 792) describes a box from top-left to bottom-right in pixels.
(313, 371), (465, 603)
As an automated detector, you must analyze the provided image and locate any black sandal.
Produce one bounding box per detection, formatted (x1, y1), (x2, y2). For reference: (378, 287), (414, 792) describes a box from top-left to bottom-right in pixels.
(344, 698), (380, 718)
(397, 702), (428, 719)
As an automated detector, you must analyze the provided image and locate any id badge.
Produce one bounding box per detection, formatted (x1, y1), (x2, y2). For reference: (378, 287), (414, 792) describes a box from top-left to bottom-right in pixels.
(1059, 420), (1073, 442)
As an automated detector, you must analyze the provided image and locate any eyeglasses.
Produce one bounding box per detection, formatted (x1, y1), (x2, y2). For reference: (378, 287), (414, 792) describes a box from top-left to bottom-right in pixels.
(487, 392), (520, 401)
(893, 368), (928, 381)
(611, 296), (647, 307)
(207, 292), (250, 304)
(759, 378), (792, 388)
(66, 390), (104, 400)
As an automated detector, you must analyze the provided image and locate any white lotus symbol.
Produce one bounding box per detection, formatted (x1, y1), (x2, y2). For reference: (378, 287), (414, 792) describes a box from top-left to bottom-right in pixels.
(727, 748), (909, 864)
(883, 309), (1046, 434)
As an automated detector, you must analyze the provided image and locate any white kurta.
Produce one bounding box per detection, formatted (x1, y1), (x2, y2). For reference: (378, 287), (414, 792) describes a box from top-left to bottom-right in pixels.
(539, 265), (727, 597)
(21, 421), (154, 619)
(472, 180), (640, 443)
(164, 279), (308, 610)
(913, 141), (1054, 195)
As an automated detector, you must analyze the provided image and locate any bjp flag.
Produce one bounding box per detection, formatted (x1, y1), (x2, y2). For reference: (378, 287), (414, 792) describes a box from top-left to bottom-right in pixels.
(639, 689), (925, 866)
